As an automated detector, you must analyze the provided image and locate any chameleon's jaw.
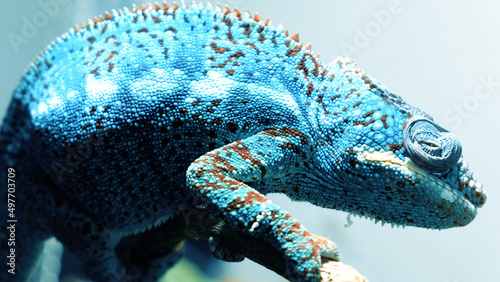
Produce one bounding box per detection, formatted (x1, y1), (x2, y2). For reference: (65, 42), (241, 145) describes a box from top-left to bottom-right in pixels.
(357, 149), (486, 228)
(403, 155), (487, 210)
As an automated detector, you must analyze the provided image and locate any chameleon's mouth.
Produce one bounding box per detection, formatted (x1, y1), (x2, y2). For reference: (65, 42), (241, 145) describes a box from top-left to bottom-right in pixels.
(354, 148), (486, 228)
(359, 150), (486, 209)
(405, 156), (487, 210)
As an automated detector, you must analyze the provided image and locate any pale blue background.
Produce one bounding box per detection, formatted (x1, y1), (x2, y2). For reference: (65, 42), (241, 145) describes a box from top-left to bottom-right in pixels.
(1, 1), (499, 281)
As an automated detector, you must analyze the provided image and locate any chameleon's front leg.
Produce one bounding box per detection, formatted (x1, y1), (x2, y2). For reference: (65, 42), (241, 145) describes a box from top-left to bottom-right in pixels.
(186, 130), (339, 281)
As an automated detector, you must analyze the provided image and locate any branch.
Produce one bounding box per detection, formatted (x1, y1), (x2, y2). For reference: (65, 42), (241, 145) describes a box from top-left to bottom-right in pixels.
(115, 207), (368, 281)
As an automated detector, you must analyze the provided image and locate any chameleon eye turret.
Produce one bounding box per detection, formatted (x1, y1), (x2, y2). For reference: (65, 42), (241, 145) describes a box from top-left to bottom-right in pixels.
(404, 116), (462, 173)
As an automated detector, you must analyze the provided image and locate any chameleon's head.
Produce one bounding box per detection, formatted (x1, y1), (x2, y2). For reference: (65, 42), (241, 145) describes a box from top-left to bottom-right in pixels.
(313, 57), (486, 229)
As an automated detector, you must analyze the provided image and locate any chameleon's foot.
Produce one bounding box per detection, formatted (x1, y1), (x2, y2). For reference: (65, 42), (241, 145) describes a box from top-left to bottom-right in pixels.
(209, 237), (245, 262)
(312, 234), (340, 261)
(283, 234), (340, 282)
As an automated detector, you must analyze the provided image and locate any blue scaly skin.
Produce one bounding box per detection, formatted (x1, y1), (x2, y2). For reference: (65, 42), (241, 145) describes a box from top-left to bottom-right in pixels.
(0, 3), (487, 281)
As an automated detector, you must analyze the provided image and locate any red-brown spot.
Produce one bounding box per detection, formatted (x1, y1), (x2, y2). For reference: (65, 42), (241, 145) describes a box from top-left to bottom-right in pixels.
(381, 115), (389, 129)
(244, 42), (260, 54)
(226, 191), (268, 212)
(104, 51), (118, 62)
(223, 141), (265, 178)
(306, 83), (314, 96)
(152, 16), (162, 23)
(263, 128), (309, 145)
(286, 43), (302, 57)
(211, 42), (230, 54)
(100, 24), (107, 35)
(164, 27), (177, 33)
(90, 67), (99, 76)
(363, 110), (375, 118)
(353, 118), (375, 127)
(388, 142), (403, 153)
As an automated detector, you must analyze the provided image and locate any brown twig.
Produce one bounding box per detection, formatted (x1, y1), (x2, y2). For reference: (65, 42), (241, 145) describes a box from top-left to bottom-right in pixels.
(115, 207), (368, 281)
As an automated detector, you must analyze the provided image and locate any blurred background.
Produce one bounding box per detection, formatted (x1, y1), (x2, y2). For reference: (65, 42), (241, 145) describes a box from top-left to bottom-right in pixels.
(1, 0), (499, 281)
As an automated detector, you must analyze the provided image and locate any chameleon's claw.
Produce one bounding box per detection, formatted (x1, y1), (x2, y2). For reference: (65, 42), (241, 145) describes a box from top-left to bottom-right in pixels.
(280, 233), (341, 281)
(313, 234), (340, 261)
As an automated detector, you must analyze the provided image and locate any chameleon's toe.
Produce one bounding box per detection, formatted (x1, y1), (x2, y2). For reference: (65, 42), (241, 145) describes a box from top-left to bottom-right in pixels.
(312, 234), (340, 261)
(282, 234), (340, 282)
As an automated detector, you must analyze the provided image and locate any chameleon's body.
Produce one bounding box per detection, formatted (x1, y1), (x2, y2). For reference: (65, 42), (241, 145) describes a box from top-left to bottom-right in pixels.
(0, 2), (486, 281)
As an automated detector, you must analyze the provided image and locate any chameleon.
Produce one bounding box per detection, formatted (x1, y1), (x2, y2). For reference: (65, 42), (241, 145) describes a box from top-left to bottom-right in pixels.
(0, 2), (487, 281)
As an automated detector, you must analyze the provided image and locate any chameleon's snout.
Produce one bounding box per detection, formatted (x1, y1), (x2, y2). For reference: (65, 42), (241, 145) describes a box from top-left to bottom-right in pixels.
(404, 116), (462, 173)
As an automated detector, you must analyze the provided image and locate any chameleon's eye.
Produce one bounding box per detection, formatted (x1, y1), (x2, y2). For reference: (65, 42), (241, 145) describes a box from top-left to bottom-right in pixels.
(404, 116), (462, 173)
